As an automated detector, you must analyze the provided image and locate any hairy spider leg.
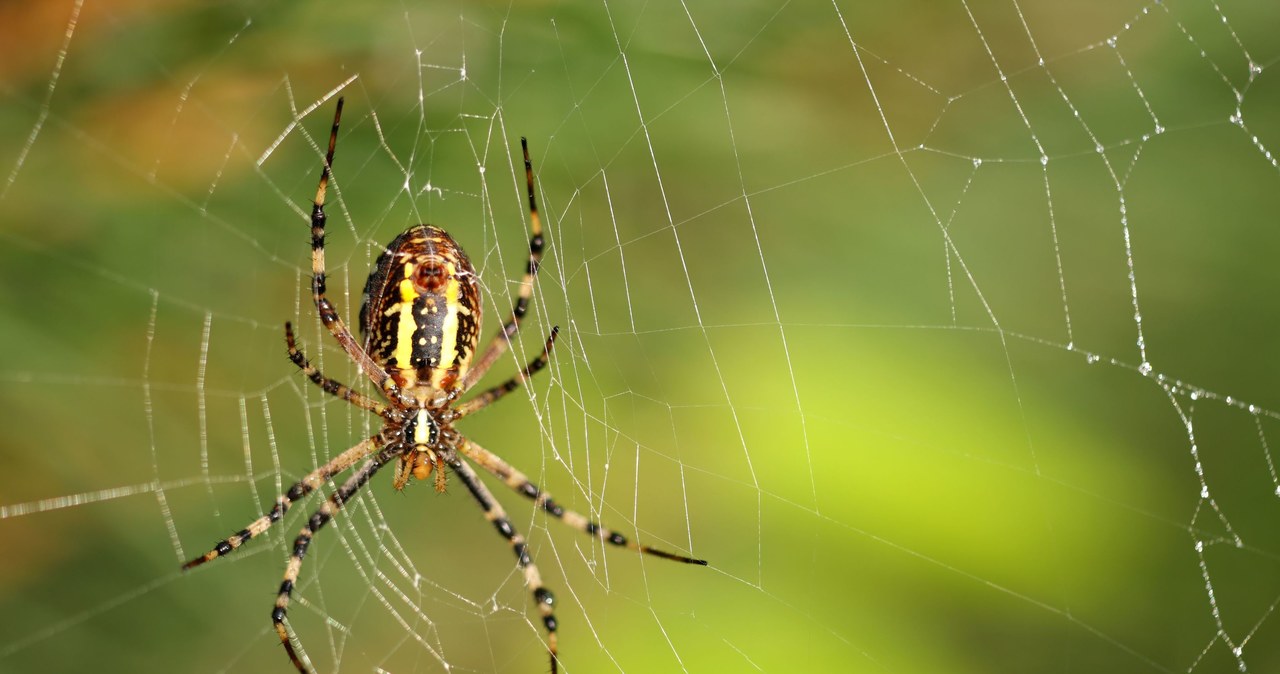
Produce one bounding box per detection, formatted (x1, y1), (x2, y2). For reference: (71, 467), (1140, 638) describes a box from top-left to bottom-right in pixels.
(308, 97), (402, 401)
(273, 445), (401, 673)
(460, 438), (707, 564)
(450, 457), (561, 673)
(460, 138), (546, 391)
(453, 326), (559, 420)
(285, 321), (388, 415)
(181, 435), (386, 571)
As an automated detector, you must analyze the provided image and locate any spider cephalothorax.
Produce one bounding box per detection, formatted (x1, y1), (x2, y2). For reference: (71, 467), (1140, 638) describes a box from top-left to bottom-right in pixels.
(181, 97), (706, 674)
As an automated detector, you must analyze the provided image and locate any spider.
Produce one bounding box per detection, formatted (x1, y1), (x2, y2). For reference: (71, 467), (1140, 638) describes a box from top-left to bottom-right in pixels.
(180, 98), (707, 673)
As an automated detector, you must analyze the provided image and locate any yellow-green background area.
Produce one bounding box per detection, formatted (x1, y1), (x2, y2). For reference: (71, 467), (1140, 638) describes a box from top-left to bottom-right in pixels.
(2, 1), (1279, 673)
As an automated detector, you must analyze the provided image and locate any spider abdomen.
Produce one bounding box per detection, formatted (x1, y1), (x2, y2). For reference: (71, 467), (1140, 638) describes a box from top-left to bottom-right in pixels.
(360, 225), (481, 394)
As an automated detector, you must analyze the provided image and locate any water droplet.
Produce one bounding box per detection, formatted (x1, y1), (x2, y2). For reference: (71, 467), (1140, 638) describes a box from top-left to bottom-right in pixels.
(1138, 361), (1152, 375)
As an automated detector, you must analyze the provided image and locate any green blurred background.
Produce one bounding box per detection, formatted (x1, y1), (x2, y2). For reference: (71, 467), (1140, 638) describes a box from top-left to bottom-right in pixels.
(2, 1), (1279, 672)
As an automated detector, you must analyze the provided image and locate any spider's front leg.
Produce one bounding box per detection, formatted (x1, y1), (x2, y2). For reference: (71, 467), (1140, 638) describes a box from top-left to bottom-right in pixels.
(181, 434), (386, 571)
(450, 457), (561, 673)
(273, 445), (401, 673)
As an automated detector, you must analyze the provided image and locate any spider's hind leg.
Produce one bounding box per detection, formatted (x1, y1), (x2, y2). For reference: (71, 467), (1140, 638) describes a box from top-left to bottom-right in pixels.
(285, 321), (387, 415)
(305, 97), (400, 399)
(454, 326), (559, 420)
(460, 138), (547, 391)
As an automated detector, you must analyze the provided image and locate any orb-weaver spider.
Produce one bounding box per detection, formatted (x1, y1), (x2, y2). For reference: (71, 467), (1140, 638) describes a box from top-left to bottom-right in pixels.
(181, 98), (707, 673)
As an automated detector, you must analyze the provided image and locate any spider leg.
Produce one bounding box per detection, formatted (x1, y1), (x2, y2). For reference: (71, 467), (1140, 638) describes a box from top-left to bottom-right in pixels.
(308, 97), (401, 401)
(274, 445), (401, 674)
(461, 137), (546, 391)
(285, 321), (387, 415)
(453, 326), (559, 420)
(450, 457), (560, 674)
(181, 435), (387, 571)
(458, 439), (708, 566)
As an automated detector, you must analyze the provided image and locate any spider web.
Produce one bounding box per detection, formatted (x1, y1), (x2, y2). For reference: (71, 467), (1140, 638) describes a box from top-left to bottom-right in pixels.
(2, 0), (1279, 672)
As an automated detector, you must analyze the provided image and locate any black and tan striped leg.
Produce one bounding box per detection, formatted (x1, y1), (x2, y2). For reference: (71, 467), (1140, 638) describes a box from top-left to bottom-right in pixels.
(450, 457), (560, 673)
(453, 326), (559, 420)
(307, 97), (400, 400)
(273, 445), (401, 673)
(460, 137), (547, 391)
(285, 321), (387, 415)
(181, 435), (386, 571)
(459, 439), (708, 566)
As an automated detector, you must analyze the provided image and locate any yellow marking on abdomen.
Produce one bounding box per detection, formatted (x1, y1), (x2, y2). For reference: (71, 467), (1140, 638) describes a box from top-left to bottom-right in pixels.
(430, 263), (461, 387)
(392, 275), (418, 370)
